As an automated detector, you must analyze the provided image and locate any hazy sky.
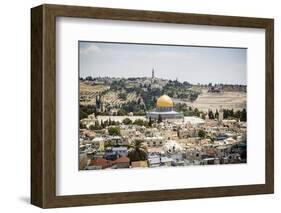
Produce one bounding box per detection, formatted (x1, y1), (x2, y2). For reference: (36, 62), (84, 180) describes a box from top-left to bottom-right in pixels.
(79, 41), (247, 85)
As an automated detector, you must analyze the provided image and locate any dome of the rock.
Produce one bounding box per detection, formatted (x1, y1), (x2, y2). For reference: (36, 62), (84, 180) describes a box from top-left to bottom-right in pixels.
(147, 94), (183, 121)
(156, 95), (173, 108)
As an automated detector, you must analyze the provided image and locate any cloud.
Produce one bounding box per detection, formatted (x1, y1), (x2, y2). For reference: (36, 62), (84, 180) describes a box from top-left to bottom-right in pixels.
(80, 44), (101, 55)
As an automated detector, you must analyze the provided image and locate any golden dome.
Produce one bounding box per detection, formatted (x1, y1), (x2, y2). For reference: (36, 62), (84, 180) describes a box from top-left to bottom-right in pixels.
(156, 95), (173, 108)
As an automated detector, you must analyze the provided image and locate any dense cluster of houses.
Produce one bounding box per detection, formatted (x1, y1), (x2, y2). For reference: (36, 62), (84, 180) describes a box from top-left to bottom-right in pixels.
(79, 113), (247, 170)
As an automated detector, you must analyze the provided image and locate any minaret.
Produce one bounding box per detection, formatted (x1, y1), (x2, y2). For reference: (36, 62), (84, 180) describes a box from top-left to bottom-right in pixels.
(219, 105), (223, 122)
(151, 68), (155, 84)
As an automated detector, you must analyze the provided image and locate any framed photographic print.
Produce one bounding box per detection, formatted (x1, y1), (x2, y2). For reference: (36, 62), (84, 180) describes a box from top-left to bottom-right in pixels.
(31, 4), (274, 208)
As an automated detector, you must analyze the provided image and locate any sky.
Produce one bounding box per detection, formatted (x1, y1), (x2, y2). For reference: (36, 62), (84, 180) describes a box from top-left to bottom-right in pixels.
(79, 41), (247, 85)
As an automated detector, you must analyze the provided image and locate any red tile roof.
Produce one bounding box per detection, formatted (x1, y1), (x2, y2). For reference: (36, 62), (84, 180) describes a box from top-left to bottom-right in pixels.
(90, 158), (111, 168)
(113, 156), (130, 164)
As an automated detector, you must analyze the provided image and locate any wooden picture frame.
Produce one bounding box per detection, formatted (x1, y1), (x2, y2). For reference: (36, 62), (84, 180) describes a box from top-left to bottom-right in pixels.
(31, 4), (274, 208)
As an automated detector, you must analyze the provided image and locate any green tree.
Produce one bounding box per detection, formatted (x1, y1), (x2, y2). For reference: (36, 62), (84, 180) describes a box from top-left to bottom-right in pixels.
(122, 118), (132, 125)
(133, 119), (145, 126)
(135, 110), (145, 116)
(79, 110), (88, 119)
(234, 110), (241, 120)
(128, 139), (148, 162)
(201, 113), (206, 120)
(215, 109), (219, 119)
(240, 108), (247, 121)
(157, 114), (163, 123)
(208, 110), (214, 119)
(118, 92), (127, 100)
(148, 117), (153, 127)
(100, 120), (105, 128)
(230, 109), (234, 117)
(94, 120), (101, 130)
(194, 108), (200, 117)
(108, 126), (120, 136)
(117, 109), (126, 116)
(79, 122), (86, 129)
(89, 124), (95, 130)
(104, 120), (109, 127)
(198, 129), (206, 138)
(223, 109), (229, 119)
